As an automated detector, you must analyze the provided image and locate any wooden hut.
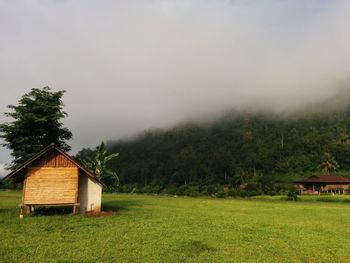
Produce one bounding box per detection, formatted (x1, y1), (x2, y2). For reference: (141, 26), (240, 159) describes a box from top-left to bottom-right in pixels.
(2, 144), (102, 218)
(294, 175), (350, 195)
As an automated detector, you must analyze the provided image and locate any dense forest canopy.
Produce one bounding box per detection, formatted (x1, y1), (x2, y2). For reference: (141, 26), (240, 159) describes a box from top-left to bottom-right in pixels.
(76, 106), (350, 195)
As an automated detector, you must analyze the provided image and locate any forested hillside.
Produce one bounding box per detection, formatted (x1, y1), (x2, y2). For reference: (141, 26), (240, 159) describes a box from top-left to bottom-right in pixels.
(77, 108), (350, 195)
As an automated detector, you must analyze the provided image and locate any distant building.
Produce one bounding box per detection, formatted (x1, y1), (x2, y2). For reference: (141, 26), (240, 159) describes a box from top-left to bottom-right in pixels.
(2, 144), (102, 217)
(294, 175), (350, 195)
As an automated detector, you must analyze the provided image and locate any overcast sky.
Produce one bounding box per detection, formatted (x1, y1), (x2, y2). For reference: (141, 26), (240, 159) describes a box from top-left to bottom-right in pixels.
(1, 0), (350, 176)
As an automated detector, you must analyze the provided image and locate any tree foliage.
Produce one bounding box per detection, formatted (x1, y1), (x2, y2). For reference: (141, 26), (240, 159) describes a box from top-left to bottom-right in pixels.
(318, 152), (340, 174)
(0, 87), (72, 169)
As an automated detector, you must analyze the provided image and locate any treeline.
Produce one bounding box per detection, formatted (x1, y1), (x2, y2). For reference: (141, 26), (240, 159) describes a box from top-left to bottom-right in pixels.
(76, 109), (350, 196)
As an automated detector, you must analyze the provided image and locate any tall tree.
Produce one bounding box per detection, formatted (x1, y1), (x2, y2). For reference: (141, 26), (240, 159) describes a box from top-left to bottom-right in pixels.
(318, 152), (340, 175)
(0, 87), (72, 169)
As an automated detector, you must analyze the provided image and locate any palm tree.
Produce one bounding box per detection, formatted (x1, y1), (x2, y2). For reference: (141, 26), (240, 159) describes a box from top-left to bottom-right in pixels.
(318, 152), (339, 175)
(81, 142), (119, 190)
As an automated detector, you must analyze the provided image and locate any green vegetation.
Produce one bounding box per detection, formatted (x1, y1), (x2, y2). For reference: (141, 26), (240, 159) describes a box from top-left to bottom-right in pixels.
(0, 87), (72, 170)
(1, 191), (350, 262)
(80, 141), (119, 191)
(318, 152), (340, 174)
(77, 109), (350, 195)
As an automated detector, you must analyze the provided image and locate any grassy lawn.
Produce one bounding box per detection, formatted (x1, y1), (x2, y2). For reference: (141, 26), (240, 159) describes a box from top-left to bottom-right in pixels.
(1, 192), (350, 262)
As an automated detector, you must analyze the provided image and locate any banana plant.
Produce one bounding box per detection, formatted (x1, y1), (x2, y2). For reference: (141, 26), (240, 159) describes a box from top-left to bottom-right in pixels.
(81, 142), (119, 188)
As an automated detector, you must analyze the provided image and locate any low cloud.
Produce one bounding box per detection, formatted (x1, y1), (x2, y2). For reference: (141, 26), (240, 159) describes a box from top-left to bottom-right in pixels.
(1, 1), (350, 155)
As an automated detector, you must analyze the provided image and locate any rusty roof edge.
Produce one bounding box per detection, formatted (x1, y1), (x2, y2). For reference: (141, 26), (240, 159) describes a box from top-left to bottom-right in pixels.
(294, 175), (350, 183)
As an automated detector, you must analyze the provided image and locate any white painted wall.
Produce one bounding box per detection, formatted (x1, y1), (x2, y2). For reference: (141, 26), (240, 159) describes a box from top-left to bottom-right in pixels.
(78, 173), (102, 213)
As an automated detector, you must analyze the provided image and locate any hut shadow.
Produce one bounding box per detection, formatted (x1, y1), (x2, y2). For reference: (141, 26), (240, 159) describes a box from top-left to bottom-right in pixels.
(24, 199), (142, 216)
(102, 199), (141, 212)
(32, 206), (74, 216)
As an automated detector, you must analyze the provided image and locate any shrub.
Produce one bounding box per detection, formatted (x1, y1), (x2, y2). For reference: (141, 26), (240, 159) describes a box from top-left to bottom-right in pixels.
(131, 187), (142, 194)
(150, 185), (162, 194)
(287, 189), (299, 201)
(237, 190), (249, 197)
(183, 188), (201, 197)
(161, 185), (178, 195)
(215, 191), (227, 198)
(248, 190), (263, 197)
(245, 183), (262, 193)
(227, 188), (239, 197)
(121, 184), (133, 193)
(201, 184), (222, 196)
(266, 190), (278, 196)
(176, 185), (187, 195)
(141, 185), (152, 194)
(177, 184), (201, 197)
(226, 189), (252, 197)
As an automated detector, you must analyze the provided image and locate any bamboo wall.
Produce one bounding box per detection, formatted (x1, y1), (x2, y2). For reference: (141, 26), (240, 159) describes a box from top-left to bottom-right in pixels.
(322, 184), (350, 190)
(22, 149), (79, 205)
(23, 167), (78, 205)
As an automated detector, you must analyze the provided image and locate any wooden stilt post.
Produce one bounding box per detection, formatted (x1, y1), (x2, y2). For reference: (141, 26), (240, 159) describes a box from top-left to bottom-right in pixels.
(19, 205), (24, 219)
(73, 205), (77, 215)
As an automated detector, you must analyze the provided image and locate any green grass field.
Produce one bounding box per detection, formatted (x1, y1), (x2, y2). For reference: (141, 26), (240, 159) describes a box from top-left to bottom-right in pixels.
(1, 191), (350, 262)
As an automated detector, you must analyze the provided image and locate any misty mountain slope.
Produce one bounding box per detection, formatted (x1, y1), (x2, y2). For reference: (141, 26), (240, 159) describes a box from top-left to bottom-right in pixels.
(77, 102), (350, 192)
(291, 86), (350, 116)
